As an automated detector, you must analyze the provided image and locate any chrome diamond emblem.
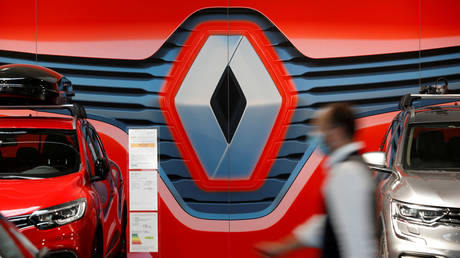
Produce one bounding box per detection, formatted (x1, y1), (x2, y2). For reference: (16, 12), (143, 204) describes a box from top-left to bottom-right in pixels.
(175, 35), (281, 179)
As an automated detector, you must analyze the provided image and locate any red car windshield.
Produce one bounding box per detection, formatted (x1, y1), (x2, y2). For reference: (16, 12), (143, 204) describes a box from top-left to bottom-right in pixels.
(404, 123), (460, 171)
(0, 129), (80, 178)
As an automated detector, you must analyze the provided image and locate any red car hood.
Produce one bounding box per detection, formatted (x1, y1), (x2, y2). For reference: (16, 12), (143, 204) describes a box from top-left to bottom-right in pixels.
(0, 173), (86, 217)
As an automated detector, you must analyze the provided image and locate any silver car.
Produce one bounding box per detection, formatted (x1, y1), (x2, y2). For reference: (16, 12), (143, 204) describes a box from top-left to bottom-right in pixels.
(364, 93), (460, 258)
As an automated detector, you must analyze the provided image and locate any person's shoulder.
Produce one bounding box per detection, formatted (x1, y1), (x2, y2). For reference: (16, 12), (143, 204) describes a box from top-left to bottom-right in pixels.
(330, 160), (372, 182)
(333, 159), (369, 172)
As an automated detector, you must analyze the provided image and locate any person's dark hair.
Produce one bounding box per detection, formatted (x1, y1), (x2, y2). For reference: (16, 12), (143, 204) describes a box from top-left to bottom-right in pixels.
(327, 103), (356, 139)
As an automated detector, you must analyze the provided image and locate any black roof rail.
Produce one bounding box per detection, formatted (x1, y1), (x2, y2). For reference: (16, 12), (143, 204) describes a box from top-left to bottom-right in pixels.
(0, 103), (87, 119)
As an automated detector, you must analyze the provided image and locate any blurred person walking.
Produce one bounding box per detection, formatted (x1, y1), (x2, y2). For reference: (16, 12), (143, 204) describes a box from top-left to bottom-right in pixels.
(256, 103), (377, 258)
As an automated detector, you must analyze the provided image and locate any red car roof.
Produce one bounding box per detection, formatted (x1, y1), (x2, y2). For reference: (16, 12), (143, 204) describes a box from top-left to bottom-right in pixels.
(0, 118), (75, 130)
(0, 110), (75, 130)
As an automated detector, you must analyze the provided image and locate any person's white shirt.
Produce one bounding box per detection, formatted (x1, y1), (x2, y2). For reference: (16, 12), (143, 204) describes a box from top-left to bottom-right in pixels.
(293, 142), (377, 258)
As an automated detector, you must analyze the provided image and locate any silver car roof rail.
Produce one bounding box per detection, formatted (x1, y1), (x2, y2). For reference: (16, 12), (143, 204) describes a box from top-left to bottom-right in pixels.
(399, 79), (460, 110)
(398, 94), (460, 110)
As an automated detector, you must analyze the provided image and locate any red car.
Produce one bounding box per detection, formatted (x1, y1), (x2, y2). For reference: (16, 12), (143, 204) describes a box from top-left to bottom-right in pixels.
(0, 64), (126, 257)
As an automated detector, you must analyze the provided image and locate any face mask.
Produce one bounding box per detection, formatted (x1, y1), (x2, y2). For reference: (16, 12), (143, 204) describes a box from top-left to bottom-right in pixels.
(310, 133), (331, 155)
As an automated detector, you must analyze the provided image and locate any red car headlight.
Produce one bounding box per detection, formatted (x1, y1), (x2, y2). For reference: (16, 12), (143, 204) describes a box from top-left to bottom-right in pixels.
(29, 198), (86, 230)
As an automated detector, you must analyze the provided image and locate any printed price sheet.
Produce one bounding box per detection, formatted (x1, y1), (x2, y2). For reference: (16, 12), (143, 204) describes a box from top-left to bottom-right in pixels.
(129, 128), (157, 170)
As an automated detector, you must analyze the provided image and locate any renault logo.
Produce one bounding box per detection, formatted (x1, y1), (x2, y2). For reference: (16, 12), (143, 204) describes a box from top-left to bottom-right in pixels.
(161, 21), (297, 191)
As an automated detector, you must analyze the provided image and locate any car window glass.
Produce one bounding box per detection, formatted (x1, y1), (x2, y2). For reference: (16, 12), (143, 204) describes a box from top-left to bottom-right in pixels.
(83, 140), (95, 176)
(385, 143), (393, 167)
(383, 117), (400, 150)
(94, 130), (107, 160)
(383, 120), (396, 167)
(83, 126), (96, 176)
(382, 123), (393, 152)
(0, 129), (80, 178)
(388, 122), (401, 167)
(85, 127), (98, 161)
(89, 127), (105, 160)
(404, 123), (460, 170)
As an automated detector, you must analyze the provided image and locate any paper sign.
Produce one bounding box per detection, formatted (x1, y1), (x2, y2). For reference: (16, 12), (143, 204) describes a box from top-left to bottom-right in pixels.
(129, 171), (157, 211)
(129, 128), (158, 170)
(129, 212), (158, 252)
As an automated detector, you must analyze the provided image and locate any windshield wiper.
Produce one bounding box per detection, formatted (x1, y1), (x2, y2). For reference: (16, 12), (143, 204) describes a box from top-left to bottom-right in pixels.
(0, 175), (40, 180)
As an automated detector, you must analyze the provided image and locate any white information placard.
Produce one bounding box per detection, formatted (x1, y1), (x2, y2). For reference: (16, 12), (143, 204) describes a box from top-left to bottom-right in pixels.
(129, 171), (158, 211)
(129, 212), (158, 253)
(129, 128), (158, 170)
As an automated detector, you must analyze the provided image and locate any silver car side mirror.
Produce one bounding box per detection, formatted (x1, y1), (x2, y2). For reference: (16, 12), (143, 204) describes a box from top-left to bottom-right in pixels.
(362, 151), (393, 174)
(362, 151), (386, 167)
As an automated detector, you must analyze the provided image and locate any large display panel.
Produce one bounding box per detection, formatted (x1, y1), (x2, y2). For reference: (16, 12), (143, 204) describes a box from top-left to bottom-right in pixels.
(0, 1), (459, 257)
